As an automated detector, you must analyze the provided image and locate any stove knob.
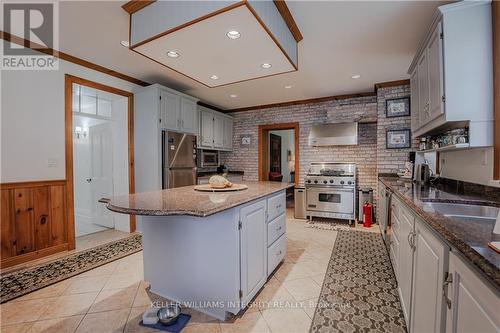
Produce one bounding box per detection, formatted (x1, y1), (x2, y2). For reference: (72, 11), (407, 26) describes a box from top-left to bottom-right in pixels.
(348, 181), (352, 185)
(323, 180), (328, 184)
(340, 181), (345, 185)
(307, 180), (311, 183)
(329, 180), (334, 183)
(314, 180), (318, 184)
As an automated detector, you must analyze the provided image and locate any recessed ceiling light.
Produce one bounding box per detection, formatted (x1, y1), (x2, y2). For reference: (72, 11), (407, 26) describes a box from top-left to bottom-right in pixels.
(167, 51), (180, 58)
(285, 85), (292, 89)
(120, 40), (130, 47)
(261, 63), (272, 69)
(210, 75), (219, 80)
(229, 94), (238, 98)
(351, 74), (361, 79)
(226, 30), (241, 39)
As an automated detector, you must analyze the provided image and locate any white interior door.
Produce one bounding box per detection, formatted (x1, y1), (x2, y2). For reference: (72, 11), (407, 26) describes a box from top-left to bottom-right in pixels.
(90, 123), (114, 228)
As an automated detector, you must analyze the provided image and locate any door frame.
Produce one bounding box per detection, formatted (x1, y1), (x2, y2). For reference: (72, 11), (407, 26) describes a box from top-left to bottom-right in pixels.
(65, 74), (135, 250)
(258, 123), (299, 184)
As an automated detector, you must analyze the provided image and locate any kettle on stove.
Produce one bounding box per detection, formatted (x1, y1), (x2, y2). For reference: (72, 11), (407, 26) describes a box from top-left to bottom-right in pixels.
(413, 163), (431, 183)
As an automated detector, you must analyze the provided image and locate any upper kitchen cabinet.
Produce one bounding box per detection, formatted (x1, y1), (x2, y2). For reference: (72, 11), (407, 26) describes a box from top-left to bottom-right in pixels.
(408, 1), (494, 147)
(198, 106), (234, 151)
(139, 84), (199, 136)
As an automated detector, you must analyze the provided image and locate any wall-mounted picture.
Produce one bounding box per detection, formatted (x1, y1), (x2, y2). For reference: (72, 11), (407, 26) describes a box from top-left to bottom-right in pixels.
(386, 97), (410, 118)
(386, 129), (411, 149)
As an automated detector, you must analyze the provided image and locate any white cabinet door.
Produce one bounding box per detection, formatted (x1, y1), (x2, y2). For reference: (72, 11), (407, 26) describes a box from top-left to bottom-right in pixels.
(199, 108), (214, 148)
(213, 114), (224, 149)
(446, 252), (499, 333)
(240, 199), (267, 305)
(397, 207), (415, 327)
(410, 218), (448, 333)
(223, 116), (233, 150)
(427, 22), (444, 122)
(410, 69), (420, 131)
(159, 90), (180, 131)
(180, 98), (198, 135)
(417, 51), (430, 127)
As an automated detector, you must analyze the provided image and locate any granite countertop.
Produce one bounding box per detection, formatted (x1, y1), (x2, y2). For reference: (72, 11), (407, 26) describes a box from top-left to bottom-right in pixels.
(106, 181), (292, 218)
(379, 176), (500, 290)
(197, 170), (244, 177)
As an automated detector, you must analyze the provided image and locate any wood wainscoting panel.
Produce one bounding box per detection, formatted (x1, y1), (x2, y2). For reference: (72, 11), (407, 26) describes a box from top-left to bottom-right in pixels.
(0, 180), (69, 268)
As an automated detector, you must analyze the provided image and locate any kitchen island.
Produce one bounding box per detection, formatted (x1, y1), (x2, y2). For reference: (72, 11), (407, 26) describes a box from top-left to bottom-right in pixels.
(106, 181), (292, 320)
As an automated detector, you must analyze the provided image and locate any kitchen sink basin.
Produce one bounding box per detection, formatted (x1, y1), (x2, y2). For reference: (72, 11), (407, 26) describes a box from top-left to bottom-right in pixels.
(421, 201), (499, 222)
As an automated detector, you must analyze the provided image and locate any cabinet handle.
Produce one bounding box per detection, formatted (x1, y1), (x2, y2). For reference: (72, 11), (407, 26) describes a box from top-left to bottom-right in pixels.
(443, 272), (453, 309)
(276, 226), (282, 231)
(277, 250), (282, 256)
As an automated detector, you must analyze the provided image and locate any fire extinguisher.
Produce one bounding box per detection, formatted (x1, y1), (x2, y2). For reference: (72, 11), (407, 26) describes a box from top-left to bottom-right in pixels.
(363, 202), (372, 228)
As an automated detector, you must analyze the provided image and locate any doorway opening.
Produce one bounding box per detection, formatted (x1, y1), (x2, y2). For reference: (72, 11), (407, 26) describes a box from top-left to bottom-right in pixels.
(258, 123), (299, 206)
(65, 75), (135, 251)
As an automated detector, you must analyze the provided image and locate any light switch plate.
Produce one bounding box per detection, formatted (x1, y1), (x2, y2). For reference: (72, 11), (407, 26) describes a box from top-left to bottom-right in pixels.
(47, 158), (58, 167)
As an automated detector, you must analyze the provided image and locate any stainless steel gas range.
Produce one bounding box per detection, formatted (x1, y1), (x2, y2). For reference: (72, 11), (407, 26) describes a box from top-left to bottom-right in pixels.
(305, 163), (356, 223)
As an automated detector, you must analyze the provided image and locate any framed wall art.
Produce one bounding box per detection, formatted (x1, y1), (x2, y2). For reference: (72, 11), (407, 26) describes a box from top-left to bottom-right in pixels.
(386, 97), (410, 118)
(386, 129), (411, 149)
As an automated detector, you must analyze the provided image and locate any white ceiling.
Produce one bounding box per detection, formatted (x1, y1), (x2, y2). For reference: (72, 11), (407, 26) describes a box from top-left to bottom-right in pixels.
(133, 5), (295, 87)
(59, 1), (449, 110)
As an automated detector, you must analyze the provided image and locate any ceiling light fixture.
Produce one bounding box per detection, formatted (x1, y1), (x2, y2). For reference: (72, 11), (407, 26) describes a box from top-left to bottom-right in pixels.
(210, 75), (219, 80)
(167, 51), (180, 58)
(285, 85), (292, 89)
(120, 40), (130, 47)
(261, 63), (272, 69)
(351, 74), (361, 79)
(229, 94), (238, 98)
(226, 30), (241, 39)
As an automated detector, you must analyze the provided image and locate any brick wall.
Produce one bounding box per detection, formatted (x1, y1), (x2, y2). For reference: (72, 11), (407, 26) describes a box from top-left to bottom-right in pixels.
(220, 84), (413, 211)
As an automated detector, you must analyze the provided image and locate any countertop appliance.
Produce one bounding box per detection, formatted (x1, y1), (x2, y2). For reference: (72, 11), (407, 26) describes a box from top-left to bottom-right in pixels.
(305, 162), (356, 223)
(294, 187), (306, 219)
(162, 130), (197, 189)
(413, 163), (431, 183)
(308, 122), (358, 146)
(198, 149), (219, 168)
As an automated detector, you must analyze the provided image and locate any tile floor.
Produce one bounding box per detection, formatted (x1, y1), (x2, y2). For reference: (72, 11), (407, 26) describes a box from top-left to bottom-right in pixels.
(0, 214), (363, 333)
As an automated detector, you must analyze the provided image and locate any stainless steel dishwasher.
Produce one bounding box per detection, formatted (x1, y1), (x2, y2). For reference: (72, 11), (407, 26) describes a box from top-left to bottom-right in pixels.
(294, 187), (306, 219)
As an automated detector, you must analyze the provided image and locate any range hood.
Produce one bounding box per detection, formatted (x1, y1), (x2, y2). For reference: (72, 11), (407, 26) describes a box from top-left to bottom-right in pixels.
(308, 122), (358, 146)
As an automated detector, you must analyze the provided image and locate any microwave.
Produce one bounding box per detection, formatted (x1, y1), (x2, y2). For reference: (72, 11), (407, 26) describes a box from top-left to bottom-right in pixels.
(199, 150), (219, 168)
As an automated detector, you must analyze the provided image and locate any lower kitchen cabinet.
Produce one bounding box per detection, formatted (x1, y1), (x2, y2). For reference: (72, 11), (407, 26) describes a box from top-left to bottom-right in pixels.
(410, 218), (448, 333)
(445, 252), (499, 333)
(240, 199), (268, 304)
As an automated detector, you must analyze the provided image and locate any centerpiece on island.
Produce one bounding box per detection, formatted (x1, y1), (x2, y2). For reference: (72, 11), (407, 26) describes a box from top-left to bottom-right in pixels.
(208, 175), (233, 189)
(194, 174), (248, 192)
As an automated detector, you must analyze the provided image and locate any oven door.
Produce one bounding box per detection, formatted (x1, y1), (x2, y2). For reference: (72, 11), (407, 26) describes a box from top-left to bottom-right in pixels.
(306, 186), (354, 214)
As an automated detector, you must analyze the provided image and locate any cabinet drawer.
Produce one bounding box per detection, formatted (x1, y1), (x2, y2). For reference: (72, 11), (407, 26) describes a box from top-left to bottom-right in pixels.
(267, 192), (286, 222)
(267, 214), (286, 246)
(268, 233), (286, 276)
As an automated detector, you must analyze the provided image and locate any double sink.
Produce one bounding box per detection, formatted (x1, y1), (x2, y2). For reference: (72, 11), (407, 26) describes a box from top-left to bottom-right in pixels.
(422, 200), (500, 232)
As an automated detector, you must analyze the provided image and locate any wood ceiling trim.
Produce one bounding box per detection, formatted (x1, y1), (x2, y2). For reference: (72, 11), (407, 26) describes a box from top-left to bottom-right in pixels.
(122, 0), (156, 15)
(493, 0), (499, 180)
(0, 31), (150, 87)
(128, 1), (298, 87)
(374, 79), (410, 91)
(273, 1), (303, 42)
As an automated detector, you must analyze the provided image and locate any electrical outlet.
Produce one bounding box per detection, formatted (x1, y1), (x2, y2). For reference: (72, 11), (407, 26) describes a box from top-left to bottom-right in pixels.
(47, 158), (58, 168)
(481, 150), (487, 166)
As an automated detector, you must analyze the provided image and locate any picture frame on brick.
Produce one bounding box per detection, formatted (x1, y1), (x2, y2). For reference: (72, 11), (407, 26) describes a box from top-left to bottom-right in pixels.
(385, 97), (410, 118)
(386, 129), (411, 149)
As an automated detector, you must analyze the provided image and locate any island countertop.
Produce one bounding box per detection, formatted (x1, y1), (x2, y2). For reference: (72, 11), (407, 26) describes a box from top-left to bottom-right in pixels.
(106, 181), (293, 217)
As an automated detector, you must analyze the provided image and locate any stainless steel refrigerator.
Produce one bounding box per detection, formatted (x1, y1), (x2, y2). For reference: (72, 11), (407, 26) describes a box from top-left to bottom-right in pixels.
(162, 131), (197, 189)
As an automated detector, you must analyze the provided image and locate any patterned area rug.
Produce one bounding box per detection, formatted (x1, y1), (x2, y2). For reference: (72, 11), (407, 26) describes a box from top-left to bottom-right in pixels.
(310, 230), (406, 333)
(0, 233), (142, 303)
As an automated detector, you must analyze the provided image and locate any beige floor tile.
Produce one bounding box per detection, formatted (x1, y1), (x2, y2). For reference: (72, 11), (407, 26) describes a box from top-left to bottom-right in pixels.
(272, 262), (310, 282)
(283, 277), (321, 302)
(13, 280), (71, 302)
(132, 282), (156, 308)
(123, 306), (158, 333)
(293, 259), (328, 277)
(75, 309), (130, 333)
(310, 274), (325, 286)
(102, 273), (141, 291)
(261, 308), (312, 333)
(63, 276), (108, 295)
(0, 323), (33, 333)
(182, 323), (222, 333)
(300, 299), (318, 319)
(40, 293), (98, 319)
(1, 298), (56, 325)
(220, 311), (270, 333)
(27, 315), (83, 333)
(78, 262), (118, 278)
(284, 250), (316, 263)
(252, 278), (295, 311)
(89, 287), (137, 313)
(182, 308), (219, 326)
